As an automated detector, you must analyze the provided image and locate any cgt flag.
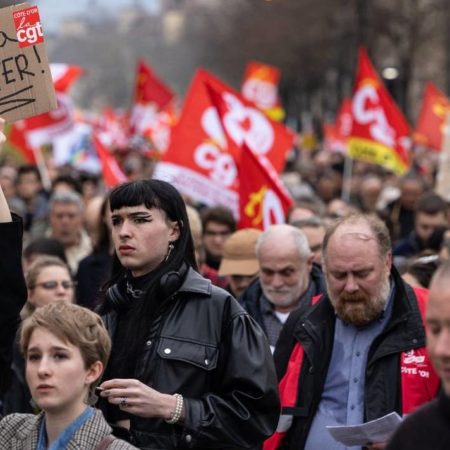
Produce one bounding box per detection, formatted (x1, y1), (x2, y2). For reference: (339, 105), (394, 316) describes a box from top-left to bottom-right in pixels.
(239, 144), (293, 230)
(154, 68), (294, 217)
(241, 61), (285, 122)
(348, 47), (411, 174)
(414, 82), (450, 151)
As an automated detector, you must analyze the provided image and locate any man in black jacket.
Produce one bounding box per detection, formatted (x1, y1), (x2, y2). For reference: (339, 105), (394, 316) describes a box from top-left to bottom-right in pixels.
(0, 120), (27, 397)
(240, 224), (325, 352)
(98, 179), (279, 449)
(267, 214), (439, 450)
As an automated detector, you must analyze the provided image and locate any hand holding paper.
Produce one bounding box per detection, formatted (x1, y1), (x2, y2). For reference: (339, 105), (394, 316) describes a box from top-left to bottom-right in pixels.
(326, 412), (402, 447)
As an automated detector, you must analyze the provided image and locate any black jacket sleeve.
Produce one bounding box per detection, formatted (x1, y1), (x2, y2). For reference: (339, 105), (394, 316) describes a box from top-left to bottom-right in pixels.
(0, 215), (27, 393)
(183, 310), (281, 448)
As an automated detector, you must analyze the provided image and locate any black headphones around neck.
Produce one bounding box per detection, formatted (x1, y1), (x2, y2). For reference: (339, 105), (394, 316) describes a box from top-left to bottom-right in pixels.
(106, 263), (189, 312)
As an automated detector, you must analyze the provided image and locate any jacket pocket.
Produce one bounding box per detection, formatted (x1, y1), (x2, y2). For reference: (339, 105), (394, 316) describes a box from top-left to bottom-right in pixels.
(157, 337), (218, 371)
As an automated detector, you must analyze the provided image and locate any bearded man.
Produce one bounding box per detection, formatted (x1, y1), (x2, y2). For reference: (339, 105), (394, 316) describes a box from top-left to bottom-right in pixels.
(267, 214), (440, 450)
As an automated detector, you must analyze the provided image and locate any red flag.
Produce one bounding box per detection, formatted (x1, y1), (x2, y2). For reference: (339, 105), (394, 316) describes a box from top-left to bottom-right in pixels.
(130, 60), (175, 137)
(348, 47), (411, 174)
(133, 59), (174, 108)
(239, 144), (293, 230)
(50, 64), (85, 93)
(92, 134), (127, 188)
(414, 82), (450, 151)
(323, 98), (352, 153)
(241, 61), (285, 121)
(154, 69), (294, 216)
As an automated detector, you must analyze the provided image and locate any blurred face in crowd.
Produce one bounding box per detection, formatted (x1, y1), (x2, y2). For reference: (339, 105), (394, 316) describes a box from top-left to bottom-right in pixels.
(230, 273), (258, 298)
(415, 211), (447, 243)
(50, 202), (84, 248)
(25, 327), (101, 416)
(111, 204), (180, 277)
(17, 171), (41, 201)
(426, 277), (450, 395)
(28, 265), (75, 309)
(301, 225), (325, 266)
(324, 220), (392, 327)
(400, 179), (424, 210)
(202, 221), (232, 260)
(258, 236), (312, 313)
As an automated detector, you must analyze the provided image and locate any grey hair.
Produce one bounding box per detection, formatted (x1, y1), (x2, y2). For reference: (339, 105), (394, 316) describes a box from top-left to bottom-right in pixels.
(49, 190), (84, 212)
(256, 224), (311, 261)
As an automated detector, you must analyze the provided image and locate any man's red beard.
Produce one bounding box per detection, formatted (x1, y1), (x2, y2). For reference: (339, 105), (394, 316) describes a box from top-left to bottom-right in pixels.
(330, 281), (389, 327)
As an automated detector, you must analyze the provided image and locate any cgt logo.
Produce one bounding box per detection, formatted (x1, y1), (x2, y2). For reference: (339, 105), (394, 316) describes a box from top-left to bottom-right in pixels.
(13, 6), (44, 48)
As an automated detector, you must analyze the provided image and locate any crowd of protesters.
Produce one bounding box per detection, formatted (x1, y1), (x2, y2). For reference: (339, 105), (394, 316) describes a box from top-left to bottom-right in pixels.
(0, 114), (449, 449)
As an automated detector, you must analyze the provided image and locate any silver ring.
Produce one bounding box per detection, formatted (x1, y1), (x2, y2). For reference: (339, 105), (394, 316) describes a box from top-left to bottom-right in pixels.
(120, 397), (128, 408)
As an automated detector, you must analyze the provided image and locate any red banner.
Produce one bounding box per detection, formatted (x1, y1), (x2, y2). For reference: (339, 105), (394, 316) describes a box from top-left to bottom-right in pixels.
(241, 61), (285, 121)
(154, 68), (294, 216)
(414, 82), (450, 151)
(239, 144), (293, 230)
(348, 47), (411, 174)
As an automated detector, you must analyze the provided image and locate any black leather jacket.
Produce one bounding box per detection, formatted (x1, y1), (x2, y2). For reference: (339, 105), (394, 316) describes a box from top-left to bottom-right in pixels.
(102, 268), (280, 449)
(0, 215), (27, 395)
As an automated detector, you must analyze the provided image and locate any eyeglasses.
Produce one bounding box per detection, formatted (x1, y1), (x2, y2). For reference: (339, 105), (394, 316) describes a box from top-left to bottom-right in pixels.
(32, 281), (77, 290)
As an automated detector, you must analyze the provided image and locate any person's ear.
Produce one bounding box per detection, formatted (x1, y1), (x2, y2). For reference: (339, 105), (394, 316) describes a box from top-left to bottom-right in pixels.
(169, 221), (181, 242)
(385, 251), (393, 271)
(306, 253), (315, 271)
(85, 361), (103, 386)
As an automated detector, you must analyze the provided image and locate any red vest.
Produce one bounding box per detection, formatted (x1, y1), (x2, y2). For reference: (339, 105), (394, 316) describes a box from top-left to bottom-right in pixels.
(264, 288), (440, 450)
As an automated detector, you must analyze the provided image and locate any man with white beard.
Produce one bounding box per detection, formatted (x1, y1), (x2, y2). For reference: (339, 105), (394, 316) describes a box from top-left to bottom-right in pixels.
(267, 214), (440, 450)
(239, 224), (325, 352)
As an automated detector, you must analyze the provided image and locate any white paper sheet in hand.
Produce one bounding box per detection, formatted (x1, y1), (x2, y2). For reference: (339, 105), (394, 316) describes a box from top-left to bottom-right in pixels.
(326, 412), (403, 447)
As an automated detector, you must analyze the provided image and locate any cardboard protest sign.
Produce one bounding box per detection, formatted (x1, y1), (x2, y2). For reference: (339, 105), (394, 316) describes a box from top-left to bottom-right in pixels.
(0, 3), (56, 123)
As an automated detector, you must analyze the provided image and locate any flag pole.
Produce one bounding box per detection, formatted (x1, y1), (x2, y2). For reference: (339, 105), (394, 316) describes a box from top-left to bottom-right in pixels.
(435, 112), (450, 199)
(341, 155), (353, 203)
(32, 146), (51, 191)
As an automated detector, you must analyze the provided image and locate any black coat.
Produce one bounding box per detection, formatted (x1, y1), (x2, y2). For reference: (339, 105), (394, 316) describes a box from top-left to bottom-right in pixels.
(0, 215), (27, 395)
(101, 268), (280, 449)
(274, 267), (438, 450)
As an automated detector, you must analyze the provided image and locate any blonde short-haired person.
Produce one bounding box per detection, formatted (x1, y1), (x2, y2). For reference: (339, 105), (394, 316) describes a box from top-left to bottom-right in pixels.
(0, 302), (138, 449)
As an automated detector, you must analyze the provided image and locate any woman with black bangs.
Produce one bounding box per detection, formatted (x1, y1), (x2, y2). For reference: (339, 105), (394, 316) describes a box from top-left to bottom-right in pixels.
(97, 179), (279, 450)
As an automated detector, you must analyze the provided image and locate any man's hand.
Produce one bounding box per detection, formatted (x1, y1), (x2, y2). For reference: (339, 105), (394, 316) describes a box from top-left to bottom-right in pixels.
(366, 443), (386, 450)
(99, 378), (179, 420)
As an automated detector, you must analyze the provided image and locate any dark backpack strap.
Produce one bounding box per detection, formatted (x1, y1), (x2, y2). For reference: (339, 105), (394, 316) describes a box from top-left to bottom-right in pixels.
(95, 434), (116, 450)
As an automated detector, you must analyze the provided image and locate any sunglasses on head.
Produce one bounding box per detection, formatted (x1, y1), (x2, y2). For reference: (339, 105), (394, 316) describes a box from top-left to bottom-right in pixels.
(32, 280), (77, 290)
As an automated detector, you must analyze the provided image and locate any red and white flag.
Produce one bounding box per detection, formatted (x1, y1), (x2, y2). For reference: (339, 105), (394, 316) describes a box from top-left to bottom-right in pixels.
(241, 61), (285, 121)
(239, 144), (293, 230)
(50, 64), (85, 93)
(8, 64), (84, 163)
(348, 47), (411, 174)
(129, 59), (174, 136)
(154, 69), (294, 216)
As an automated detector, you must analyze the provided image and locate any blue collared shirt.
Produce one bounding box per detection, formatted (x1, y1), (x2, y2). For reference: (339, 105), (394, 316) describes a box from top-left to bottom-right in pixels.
(305, 284), (395, 450)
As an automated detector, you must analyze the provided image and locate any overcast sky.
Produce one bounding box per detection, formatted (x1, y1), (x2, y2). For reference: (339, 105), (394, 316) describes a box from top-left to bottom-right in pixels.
(36, 0), (161, 31)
